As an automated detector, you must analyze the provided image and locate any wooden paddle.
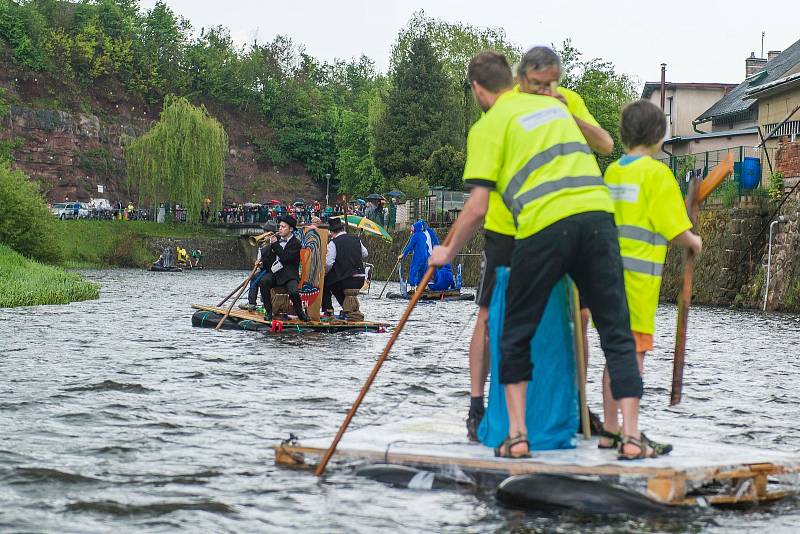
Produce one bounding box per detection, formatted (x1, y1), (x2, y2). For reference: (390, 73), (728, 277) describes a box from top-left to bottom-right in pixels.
(215, 263), (259, 331)
(217, 274), (251, 307)
(314, 229), (457, 476)
(670, 154), (733, 405)
(570, 283), (591, 439)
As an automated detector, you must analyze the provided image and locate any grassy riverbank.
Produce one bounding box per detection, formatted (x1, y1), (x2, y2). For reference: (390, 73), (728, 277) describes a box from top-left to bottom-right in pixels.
(57, 220), (232, 268)
(0, 244), (99, 307)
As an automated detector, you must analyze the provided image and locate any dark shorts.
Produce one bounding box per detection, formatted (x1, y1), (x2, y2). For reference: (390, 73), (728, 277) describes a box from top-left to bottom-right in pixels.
(476, 230), (515, 307)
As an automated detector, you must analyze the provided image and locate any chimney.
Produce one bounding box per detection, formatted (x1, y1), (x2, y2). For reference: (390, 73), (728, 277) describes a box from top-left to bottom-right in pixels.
(746, 52), (767, 77)
(767, 50), (782, 62)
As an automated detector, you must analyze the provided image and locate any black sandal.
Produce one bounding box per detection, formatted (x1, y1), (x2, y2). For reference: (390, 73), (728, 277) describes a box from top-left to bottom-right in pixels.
(641, 432), (673, 455)
(494, 433), (531, 458)
(617, 434), (659, 460)
(597, 428), (621, 449)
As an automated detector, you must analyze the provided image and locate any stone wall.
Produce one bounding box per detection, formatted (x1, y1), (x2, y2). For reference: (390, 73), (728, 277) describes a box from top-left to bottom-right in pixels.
(146, 237), (250, 270)
(661, 201), (771, 306)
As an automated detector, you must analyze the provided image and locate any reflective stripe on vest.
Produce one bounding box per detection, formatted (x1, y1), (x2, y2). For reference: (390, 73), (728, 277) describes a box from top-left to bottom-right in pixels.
(622, 256), (663, 276)
(617, 225), (668, 247)
(510, 175), (605, 219)
(501, 142), (593, 220)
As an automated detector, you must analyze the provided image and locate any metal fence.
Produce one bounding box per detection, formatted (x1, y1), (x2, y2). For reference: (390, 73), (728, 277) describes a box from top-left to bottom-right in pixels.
(655, 145), (777, 201)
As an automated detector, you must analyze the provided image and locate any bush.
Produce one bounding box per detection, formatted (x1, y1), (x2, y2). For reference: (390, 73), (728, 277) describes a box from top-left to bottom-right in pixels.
(768, 172), (784, 202)
(0, 161), (64, 263)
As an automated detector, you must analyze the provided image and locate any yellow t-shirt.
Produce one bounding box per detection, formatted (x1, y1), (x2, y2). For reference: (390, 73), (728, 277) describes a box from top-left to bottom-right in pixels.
(463, 91), (612, 240)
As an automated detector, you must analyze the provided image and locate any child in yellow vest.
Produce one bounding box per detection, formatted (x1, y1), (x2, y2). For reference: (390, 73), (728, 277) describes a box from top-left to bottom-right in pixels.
(600, 100), (702, 455)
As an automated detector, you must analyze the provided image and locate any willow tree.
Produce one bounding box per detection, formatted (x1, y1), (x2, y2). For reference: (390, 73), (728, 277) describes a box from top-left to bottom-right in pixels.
(126, 96), (227, 222)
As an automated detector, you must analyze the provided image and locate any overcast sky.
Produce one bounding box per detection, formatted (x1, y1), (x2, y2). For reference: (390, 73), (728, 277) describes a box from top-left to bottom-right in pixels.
(141, 0), (799, 88)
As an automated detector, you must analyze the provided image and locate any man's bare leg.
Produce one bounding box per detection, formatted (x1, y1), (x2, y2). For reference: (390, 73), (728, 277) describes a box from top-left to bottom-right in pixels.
(602, 353), (646, 448)
(505, 381), (529, 454)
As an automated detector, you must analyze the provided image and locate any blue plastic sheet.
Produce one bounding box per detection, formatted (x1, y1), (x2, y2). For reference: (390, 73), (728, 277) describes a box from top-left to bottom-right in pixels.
(478, 267), (578, 450)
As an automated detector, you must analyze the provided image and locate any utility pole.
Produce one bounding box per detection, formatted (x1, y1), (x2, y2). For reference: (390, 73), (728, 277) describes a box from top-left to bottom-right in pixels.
(660, 63), (666, 111)
(761, 31), (765, 58)
(325, 173), (331, 208)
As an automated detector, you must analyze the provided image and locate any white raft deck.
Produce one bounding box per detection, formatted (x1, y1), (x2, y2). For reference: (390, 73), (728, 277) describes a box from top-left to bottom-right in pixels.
(275, 417), (800, 506)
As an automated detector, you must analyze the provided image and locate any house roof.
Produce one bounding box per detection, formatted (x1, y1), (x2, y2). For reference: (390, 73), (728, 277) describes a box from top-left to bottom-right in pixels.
(640, 82), (737, 99)
(696, 37), (800, 123)
(744, 71), (800, 99)
(663, 127), (758, 145)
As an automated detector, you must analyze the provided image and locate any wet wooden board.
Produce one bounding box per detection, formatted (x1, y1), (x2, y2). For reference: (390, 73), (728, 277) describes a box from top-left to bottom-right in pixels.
(191, 304), (388, 331)
(274, 418), (800, 506)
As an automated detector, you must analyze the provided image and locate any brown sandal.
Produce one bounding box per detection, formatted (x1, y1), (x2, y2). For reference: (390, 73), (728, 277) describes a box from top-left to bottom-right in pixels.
(494, 433), (531, 459)
(617, 434), (659, 460)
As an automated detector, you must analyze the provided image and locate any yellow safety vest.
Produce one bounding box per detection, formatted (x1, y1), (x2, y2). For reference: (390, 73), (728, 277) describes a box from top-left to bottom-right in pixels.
(604, 156), (692, 334)
(466, 91), (610, 238)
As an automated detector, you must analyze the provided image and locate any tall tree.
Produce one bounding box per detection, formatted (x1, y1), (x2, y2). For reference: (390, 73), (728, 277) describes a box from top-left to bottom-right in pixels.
(557, 39), (637, 169)
(373, 35), (460, 183)
(125, 96), (227, 222)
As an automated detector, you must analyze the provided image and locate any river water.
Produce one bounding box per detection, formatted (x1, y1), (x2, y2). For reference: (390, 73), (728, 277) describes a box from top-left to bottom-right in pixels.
(1, 269), (799, 533)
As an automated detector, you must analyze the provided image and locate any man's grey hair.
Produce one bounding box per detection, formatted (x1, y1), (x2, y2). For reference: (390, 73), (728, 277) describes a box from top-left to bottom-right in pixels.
(517, 46), (561, 77)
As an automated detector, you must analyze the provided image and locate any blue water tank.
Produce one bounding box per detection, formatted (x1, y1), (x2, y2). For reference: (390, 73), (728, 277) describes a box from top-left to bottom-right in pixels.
(741, 157), (761, 189)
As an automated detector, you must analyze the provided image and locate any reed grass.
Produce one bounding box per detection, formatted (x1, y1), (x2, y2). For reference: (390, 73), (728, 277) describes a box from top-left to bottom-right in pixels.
(0, 244), (99, 307)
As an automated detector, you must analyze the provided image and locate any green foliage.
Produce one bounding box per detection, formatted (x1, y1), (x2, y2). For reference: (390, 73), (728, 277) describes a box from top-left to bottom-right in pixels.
(717, 180), (740, 208)
(396, 175), (429, 200)
(422, 145), (465, 190)
(391, 11), (520, 140)
(0, 160), (64, 263)
(556, 39), (637, 168)
(768, 172), (784, 201)
(374, 35), (461, 181)
(126, 96), (227, 222)
(0, 243), (99, 307)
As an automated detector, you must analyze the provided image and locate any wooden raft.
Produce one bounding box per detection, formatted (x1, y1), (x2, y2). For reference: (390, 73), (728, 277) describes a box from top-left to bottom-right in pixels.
(191, 304), (388, 333)
(273, 418), (800, 507)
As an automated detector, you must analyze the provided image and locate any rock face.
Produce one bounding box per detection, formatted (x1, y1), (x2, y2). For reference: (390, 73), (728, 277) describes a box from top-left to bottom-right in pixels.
(0, 73), (324, 206)
(4, 105), (141, 203)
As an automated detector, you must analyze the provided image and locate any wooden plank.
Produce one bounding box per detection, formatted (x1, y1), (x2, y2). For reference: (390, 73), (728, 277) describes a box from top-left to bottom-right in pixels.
(647, 474), (686, 503)
(274, 444), (678, 477)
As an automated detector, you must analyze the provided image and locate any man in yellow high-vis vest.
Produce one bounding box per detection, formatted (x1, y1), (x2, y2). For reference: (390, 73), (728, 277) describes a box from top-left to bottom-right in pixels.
(462, 47), (613, 443)
(432, 50), (655, 459)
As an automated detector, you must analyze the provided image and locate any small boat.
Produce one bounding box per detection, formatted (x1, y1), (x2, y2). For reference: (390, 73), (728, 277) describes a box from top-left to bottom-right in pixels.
(275, 417), (800, 509)
(148, 265), (182, 272)
(191, 226), (388, 334)
(386, 263), (474, 301)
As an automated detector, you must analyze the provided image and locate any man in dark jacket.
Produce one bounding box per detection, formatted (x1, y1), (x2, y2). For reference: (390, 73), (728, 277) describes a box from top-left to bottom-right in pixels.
(322, 217), (368, 315)
(251, 215), (309, 322)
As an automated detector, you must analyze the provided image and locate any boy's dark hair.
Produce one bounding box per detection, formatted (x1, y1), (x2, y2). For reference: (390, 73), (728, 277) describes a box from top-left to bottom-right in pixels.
(620, 100), (667, 148)
(468, 51), (513, 92)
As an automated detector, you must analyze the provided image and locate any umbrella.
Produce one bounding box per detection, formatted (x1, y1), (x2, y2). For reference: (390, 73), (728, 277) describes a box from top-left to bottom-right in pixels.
(293, 198), (305, 206)
(332, 215), (392, 242)
(356, 198), (366, 205)
(366, 193), (384, 201)
(386, 190), (404, 198)
(269, 199), (281, 204)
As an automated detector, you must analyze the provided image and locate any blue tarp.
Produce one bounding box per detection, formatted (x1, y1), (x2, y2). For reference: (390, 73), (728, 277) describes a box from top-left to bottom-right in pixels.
(478, 267), (579, 451)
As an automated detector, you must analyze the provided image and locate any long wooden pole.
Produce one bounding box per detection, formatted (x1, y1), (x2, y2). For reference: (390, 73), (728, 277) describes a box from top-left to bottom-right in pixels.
(314, 229), (456, 476)
(378, 236), (412, 299)
(215, 264), (259, 331)
(571, 284), (591, 439)
(217, 275), (250, 307)
(671, 154), (733, 405)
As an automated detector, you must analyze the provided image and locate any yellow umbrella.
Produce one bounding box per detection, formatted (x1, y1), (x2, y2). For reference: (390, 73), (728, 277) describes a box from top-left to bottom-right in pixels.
(333, 215), (392, 242)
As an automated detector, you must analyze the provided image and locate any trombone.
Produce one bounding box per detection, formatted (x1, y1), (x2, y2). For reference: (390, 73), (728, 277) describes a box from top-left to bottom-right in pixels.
(247, 231), (275, 247)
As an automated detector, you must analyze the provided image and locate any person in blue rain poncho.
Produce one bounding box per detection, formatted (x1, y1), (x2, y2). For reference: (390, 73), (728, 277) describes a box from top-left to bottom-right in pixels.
(400, 220), (456, 290)
(399, 220), (435, 288)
